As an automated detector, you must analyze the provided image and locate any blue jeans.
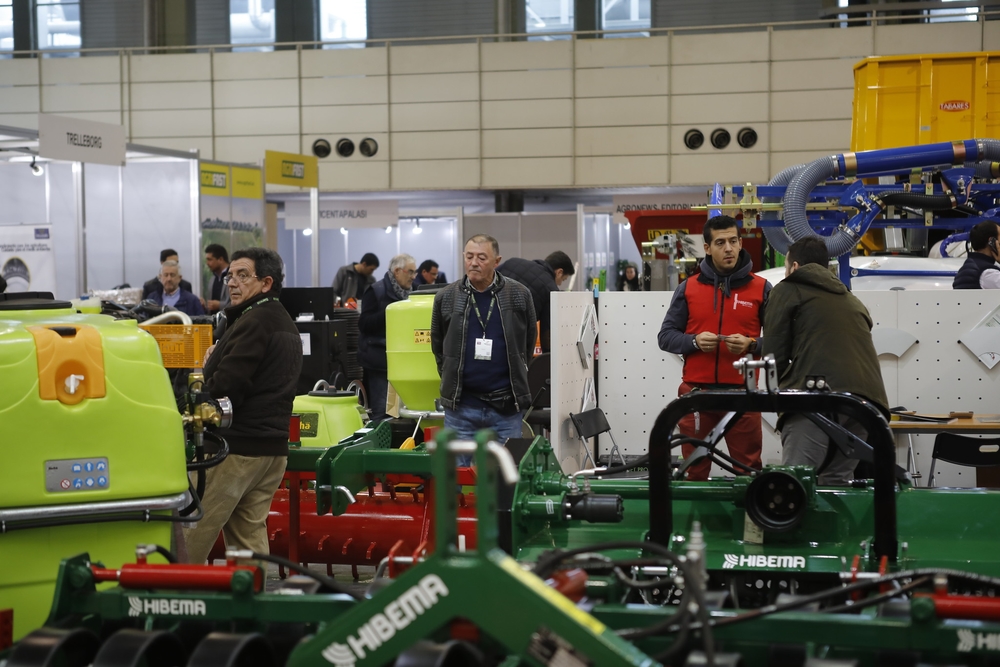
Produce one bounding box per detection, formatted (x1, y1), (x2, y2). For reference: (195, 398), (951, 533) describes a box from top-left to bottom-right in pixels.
(445, 400), (523, 466)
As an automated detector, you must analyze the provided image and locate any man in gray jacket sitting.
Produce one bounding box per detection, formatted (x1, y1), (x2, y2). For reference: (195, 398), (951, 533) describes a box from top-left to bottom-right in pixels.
(431, 234), (536, 463)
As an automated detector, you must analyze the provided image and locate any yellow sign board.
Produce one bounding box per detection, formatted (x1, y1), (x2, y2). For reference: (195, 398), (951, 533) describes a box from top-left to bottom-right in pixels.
(231, 166), (262, 200)
(199, 162), (230, 197)
(265, 150), (318, 188)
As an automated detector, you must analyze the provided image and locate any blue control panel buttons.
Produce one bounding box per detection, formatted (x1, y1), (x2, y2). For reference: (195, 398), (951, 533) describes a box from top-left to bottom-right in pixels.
(72, 479), (83, 489)
(84, 462), (94, 472)
(97, 476), (108, 487)
(46, 458), (110, 493)
(96, 461), (106, 471)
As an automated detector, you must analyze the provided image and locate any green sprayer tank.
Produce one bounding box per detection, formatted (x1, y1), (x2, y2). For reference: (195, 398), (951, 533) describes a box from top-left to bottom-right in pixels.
(292, 389), (365, 446)
(385, 290), (441, 412)
(0, 296), (188, 640)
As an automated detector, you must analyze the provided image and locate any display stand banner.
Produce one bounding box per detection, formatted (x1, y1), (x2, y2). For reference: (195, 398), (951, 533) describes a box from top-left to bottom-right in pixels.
(0, 224), (56, 294)
(199, 161), (264, 294)
(38, 114), (126, 166)
(612, 192), (708, 226)
(284, 199), (399, 230)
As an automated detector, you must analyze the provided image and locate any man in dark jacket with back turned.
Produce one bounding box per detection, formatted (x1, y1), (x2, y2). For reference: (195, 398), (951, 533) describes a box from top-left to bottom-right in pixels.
(431, 234), (536, 464)
(497, 250), (574, 353)
(358, 253), (416, 422)
(183, 247), (303, 563)
(763, 236), (889, 485)
(953, 220), (1000, 289)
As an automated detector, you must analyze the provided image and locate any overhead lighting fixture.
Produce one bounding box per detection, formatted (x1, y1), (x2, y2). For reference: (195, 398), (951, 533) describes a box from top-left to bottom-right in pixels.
(385, 225), (393, 234)
(29, 157), (43, 177)
(340, 227), (348, 235)
(413, 221), (422, 234)
(302, 228), (313, 236)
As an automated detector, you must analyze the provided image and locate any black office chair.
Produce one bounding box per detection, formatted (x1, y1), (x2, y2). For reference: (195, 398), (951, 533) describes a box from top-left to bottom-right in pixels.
(569, 408), (627, 469)
(927, 433), (1000, 487)
(524, 354), (551, 435)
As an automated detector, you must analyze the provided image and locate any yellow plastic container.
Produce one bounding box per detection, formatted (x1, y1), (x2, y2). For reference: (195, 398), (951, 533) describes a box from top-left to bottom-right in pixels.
(386, 293), (441, 412)
(852, 52), (1000, 150)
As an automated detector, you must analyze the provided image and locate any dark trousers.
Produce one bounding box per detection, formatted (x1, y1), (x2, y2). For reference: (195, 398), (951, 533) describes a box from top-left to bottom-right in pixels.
(364, 368), (389, 422)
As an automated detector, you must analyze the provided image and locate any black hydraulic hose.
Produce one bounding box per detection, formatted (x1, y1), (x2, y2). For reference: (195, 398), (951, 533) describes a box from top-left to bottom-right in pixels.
(784, 156), (859, 257)
(874, 191), (956, 211)
(248, 552), (363, 600)
(187, 432), (229, 471)
(148, 544), (178, 563)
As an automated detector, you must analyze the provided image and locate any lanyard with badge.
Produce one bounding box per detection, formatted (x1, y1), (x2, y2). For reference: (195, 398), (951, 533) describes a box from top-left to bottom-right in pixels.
(472, 291), (496, 361)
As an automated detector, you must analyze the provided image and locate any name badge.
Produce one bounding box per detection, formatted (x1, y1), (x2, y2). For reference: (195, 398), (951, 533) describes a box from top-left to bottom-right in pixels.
(475, 337), (493, 361)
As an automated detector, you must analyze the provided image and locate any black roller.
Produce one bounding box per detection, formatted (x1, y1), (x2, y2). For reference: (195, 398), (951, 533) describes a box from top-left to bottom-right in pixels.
(7, 627), (100, 667)
(875, 191), (955, 211)
(92, 629), (186, 667)
(565, 494), (624, 523)
(187, 633), (275, 667)
(744, 470), (808, 534)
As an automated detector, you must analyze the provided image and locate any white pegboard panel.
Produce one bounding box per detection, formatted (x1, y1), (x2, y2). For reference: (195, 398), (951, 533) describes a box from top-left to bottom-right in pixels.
(550, 291), (597, 472)
(854, 290), (900, 410)
(892, 290), (1000, 486)
(596, 292), (780, 475)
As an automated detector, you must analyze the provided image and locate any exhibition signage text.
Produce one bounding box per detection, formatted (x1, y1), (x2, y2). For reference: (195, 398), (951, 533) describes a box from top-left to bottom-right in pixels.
(38, 114), (126, 166)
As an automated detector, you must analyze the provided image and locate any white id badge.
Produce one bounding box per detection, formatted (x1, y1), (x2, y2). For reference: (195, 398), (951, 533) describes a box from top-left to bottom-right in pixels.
(474, 337), (493, 361)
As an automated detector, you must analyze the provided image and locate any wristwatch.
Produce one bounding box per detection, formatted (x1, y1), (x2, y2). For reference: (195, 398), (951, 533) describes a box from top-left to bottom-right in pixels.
(692, 335), (699, 351)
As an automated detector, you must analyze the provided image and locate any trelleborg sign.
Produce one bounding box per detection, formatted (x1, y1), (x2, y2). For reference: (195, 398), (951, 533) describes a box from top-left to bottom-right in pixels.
(38, 114), (127, 166)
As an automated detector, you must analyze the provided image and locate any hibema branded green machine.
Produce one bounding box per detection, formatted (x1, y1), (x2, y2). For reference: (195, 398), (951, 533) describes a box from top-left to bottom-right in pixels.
(0, 294), (192, 641)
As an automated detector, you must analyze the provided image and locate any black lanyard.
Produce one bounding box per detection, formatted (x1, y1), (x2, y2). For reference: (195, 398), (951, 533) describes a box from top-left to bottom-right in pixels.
(471, 292), (495, 337)
(240, 295), (277, 316)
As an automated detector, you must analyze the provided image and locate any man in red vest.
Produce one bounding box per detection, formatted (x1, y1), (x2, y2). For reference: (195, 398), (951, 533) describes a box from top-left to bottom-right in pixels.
(657, 215), (772, 480)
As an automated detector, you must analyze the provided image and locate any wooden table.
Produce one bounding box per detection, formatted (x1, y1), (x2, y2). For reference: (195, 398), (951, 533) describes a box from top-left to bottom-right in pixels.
(890, 414), (1000, 486)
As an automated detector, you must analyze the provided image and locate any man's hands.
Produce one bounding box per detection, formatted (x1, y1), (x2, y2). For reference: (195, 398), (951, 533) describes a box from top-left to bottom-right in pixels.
(694, 332), (754, 355)
(203, 344), (216, 367)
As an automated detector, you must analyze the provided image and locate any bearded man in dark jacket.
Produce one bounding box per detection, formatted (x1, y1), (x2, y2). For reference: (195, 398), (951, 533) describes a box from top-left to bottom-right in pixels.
(183, 247), (302, 563)
(763, 236), (889, 485)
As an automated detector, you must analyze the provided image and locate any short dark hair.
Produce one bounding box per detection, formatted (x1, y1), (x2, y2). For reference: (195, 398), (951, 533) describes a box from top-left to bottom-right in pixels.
(970, 221), (1000, 252)
(204, 243), (229, 263)
(418, 259), (439, 273)
(545, 250), (575, 276)
(231, 247), (284, 292)
(466, 234), (500, 256)
(786, 236), (830, 268)
(359, 252), (380, 267)
(160, 248), (178, 263)
(703, 215), (740, 243)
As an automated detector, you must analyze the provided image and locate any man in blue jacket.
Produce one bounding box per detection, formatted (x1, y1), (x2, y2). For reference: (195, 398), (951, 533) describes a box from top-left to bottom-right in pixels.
(150, 260), (204, 316)
(358, 253), (417, 421)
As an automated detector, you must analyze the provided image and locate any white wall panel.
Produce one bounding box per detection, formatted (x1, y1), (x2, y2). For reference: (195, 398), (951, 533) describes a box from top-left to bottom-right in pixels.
(300, 76), (388, 106)
(130, 53), (211, 82)
(42, 84), (121, 112)
(576, 155), (668, 186)
(40, 110), (122, 125)
(874, 22), (980, 56)
(0, 113), (39, 128)
(771, 150), (837, 173)
(391, 159), (480, 189)
(390, 101), (479, 132)
(671, 152), (769, 185)
(673, 31), (768, 65)
(390, 72), (479, 104)
(42, 57), (120, 84)
(0, 86), (39, 113)
(392, 130), (479, 160)
(214, 107), (299, 136)
(772, 89), (853, 122)
(304, 132), (388, 161)
(670, 124), (769, 155)
(130, 136), (211, 156)
(215, 134), (298, 162)
(575, 66), (668, 98)
(771, 26), (871, 62)
(576, 96), (667, 127)
(984, 21), (1000, 51)
(389, 43), (478, 74)
(482, 157), (573, 187)
(301, 104), (389, 134)
(301, 48), (387, 78)
(213, 52), (298, 81)
(672, 62), (766, 95)
(481, 99), (572, 129)
(771, 119), (852, 152)
(214, 78), (298, 108)
(130, 82), (211, 110)
(481, 70), (572, 101)
(483, 128), (572, 158)
(672, 92), (768, 124)
(480, 41), (572, 71)
(549, 291), (597, 470)
(131, 109), (212, 137)
(576, 125), (668, 156)
(771, 59), (856, 91)
(576, 36), (669, 68)
(318, 160), (389, 190)
(0, 59), (38, 86)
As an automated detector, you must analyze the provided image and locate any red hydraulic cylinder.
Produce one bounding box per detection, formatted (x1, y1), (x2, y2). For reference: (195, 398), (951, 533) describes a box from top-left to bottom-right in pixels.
(91, 563), (264, 592)
(917, 593), (1000, 621)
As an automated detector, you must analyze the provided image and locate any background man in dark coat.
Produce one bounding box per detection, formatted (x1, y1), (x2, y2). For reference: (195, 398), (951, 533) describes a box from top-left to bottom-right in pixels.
(497, 250), (574, 353)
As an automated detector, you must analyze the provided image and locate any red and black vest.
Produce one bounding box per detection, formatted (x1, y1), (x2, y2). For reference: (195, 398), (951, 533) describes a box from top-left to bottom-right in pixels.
(683, 275), (767, 385)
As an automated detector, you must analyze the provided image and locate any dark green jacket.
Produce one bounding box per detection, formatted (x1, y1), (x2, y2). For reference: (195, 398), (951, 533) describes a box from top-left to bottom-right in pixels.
(762, 264), (889, 415)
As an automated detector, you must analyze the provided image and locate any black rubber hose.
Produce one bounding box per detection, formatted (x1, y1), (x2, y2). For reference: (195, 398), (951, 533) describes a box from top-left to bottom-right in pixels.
(248, 552), (363, 600)
(148, 544), (178, 563)
(187, 432), (229, 471)
(875, 191), (955, 211)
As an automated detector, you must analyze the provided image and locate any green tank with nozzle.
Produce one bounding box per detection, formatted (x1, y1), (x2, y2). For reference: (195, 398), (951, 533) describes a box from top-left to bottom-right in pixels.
(385, 289), (441, 413)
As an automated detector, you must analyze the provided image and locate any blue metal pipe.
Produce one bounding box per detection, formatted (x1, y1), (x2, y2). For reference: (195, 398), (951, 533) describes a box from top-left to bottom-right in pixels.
(839, 140), (980, 177)
(708, 183), (724, 219)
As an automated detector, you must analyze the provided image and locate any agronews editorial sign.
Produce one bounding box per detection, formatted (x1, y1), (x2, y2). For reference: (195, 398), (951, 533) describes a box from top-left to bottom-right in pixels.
(38, 114), (126, 166)
(265, 150), (318, 188)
